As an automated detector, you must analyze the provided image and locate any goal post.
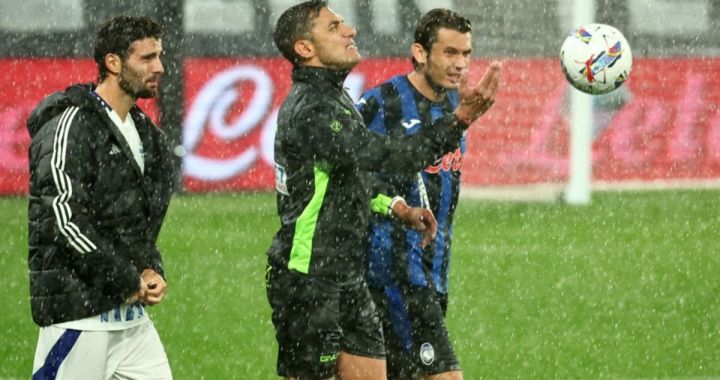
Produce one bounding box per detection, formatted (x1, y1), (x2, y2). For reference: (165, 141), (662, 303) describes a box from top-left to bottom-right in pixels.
(564, 0), (595, 205)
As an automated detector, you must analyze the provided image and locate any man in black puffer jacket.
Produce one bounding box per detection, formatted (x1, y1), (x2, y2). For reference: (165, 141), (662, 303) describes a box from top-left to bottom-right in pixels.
(28, 16), (175, 379)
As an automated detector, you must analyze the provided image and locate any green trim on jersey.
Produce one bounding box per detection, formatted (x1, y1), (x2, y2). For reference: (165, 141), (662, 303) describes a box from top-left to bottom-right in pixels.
(371, 193), (393, 216)
(289, 164), (332, 274)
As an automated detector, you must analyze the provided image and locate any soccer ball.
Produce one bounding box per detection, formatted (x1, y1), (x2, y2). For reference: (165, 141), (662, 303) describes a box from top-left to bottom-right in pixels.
(560, 23), (632, 95)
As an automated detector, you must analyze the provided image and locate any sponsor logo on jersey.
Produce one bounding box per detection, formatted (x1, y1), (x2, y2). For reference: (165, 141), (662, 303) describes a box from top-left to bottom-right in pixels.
(401, 118), (421, 129)
(425, 147), (463, 173)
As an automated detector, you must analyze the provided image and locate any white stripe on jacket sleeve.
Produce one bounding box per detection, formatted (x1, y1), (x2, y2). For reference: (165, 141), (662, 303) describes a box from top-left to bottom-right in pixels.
(50, 106), (98, 254)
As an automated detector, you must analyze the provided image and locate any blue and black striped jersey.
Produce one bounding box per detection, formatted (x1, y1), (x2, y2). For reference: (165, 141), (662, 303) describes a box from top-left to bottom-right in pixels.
(358, 74), (466, 294)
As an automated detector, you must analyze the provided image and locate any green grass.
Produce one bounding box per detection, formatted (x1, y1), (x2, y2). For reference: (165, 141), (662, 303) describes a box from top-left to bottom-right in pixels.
(1, 190), (719, 379)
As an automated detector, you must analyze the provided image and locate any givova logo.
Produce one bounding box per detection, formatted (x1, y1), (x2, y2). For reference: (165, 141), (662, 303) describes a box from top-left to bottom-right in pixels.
(419, 342), (435, 365)
(320, 353), (338, 363)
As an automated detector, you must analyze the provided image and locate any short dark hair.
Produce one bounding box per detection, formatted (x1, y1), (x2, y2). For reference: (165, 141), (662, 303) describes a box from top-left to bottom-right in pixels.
(273, 0), (327, 66)
(412, 8), (472, 70)
(94, 16), (165, 82)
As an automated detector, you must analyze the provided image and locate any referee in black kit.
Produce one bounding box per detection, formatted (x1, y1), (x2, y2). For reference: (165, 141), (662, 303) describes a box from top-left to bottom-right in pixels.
(264, 1), (501, 379)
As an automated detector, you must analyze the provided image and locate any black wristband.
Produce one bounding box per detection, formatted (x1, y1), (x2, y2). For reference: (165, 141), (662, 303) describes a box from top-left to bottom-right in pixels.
(451, 114), (471, 131)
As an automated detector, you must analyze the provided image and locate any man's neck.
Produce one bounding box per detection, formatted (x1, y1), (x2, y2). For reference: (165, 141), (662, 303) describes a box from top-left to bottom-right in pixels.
(94, 80), (135, 121)
(407, 71), (446, 103)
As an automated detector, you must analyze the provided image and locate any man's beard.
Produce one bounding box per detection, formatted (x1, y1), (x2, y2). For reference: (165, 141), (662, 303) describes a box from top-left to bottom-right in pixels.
(119, 64), (156, 99)
(317, 47), (360, 71)
(424, 70), (449, 97)
(423, 56), (451, 97)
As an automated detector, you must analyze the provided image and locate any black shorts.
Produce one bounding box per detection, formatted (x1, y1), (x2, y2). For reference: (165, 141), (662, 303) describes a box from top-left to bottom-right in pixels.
(370, 285), (460, 379)
(266, 264), (385, 378)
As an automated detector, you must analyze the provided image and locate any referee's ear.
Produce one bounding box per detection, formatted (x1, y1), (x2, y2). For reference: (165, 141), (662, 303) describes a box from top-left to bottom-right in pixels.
(294, 39), (316, 61)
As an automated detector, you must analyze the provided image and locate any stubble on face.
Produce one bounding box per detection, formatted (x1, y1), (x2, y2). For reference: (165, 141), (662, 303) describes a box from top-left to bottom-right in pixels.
(423, 54), (451, 96)
(118, 62), (157, 99)
(311, 7), (360, 70)
(420, 28), (472, 92)
(117, 38), (163, 99)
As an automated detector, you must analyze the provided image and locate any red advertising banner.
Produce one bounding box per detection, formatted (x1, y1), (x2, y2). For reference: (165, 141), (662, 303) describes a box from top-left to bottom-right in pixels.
(465, 58), (720, 184)
(182, 58), (292, 191)
(0, 59), (158, 194)
(1, 57), (719, 194)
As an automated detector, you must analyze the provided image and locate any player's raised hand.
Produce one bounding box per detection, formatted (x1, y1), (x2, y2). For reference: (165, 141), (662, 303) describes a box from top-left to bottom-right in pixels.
(141, 268), (168, 306)
(455, 61), (502, 126)
(391, 201), (438, 248)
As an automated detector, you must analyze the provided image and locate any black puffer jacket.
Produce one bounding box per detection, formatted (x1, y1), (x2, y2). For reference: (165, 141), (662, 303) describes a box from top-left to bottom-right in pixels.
(27, 83), (175, 326)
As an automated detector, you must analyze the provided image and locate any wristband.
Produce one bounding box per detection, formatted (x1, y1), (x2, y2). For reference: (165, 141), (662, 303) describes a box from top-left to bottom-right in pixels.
(452, 113), (471, 130)
(389, 196), (406, 219)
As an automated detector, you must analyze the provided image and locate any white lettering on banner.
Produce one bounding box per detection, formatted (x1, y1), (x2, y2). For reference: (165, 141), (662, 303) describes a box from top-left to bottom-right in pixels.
(184, 65), (366, 181)
(260, 108), (279, 166)
(184, 65), (272, 180)
(0, 103), (32, 171)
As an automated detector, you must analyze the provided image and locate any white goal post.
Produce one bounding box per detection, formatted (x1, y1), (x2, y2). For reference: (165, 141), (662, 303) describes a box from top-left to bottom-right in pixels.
(564, 0), (595, 205)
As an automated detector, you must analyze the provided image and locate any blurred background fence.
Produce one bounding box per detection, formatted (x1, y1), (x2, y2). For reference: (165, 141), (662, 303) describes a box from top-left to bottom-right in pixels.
(1, 0), (719, 195)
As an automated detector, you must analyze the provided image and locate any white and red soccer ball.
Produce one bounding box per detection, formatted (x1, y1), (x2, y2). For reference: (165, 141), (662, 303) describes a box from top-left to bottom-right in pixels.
(560, 23), (632, 95)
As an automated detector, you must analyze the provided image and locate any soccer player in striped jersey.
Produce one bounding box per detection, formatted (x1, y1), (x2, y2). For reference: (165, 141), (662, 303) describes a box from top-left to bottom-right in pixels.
(358, 9), (496, 380)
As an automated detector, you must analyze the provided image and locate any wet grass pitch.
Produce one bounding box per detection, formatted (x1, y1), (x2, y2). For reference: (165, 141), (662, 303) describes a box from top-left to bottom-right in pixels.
(2, 190), (718, 378)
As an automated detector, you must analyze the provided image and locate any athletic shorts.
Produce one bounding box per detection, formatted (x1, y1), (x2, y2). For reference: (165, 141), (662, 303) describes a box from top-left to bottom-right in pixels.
(266, 264), (385, 378)
(32, 321), (172, 380)
(370, 285), (460, 379)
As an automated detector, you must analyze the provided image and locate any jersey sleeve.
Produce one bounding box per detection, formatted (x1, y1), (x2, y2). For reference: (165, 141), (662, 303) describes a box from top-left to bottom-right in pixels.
(356, 89), (385, 135)
(294, 100), (463, 174)
(41, 108), (140, 301)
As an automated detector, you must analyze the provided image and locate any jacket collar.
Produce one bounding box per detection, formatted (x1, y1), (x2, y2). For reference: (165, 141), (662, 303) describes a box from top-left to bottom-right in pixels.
(292, 66), (350, 91)
(77, 83), (150, 179)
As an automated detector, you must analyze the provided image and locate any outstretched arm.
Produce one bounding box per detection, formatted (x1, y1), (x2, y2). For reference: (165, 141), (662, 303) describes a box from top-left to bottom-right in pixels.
(455, 61), (502, 125)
